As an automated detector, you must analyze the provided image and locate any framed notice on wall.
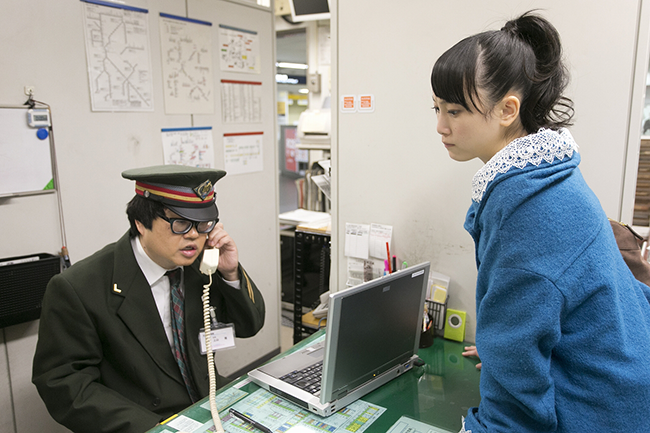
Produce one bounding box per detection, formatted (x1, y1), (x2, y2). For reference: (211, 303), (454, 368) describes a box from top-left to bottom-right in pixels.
(0, 106), (55, 197)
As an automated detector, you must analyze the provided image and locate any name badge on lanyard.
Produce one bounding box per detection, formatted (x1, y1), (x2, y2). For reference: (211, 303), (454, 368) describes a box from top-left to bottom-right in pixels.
(199, 320), (236, 354)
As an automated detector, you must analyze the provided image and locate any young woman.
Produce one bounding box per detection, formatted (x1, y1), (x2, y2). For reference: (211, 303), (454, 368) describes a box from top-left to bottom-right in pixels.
(430, 11), (650, 433)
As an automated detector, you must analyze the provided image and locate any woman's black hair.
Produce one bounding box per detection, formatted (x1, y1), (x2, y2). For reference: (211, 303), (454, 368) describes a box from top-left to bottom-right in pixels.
(125, 195), (166, 238)
(431, 10), (574, 133)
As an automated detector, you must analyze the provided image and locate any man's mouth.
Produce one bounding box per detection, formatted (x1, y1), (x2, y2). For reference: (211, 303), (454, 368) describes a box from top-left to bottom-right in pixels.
(180, 245), (197, 257)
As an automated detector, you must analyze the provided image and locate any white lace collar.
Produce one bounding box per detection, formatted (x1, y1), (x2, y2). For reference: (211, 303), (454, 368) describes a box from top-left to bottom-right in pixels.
(472, 128), (578, 203)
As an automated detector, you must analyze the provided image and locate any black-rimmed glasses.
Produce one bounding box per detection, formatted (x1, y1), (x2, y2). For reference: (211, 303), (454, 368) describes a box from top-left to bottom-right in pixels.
(159, 215), (218, 235)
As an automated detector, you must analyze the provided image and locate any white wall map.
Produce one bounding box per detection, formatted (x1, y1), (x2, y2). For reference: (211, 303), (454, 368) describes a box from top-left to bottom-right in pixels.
(159, 13), (214, 114)
(81, 0), (154, 111)
(162, 127), (215, 168)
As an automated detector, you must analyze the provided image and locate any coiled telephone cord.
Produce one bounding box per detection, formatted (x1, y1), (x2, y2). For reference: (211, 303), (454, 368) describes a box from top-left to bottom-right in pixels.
(203, 273), (225, 433)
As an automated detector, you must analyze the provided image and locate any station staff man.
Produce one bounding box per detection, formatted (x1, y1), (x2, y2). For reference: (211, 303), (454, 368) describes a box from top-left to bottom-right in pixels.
(32, 165), (265, 433)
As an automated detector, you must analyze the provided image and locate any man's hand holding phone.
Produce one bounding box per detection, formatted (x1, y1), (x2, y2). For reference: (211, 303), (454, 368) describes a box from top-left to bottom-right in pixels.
(205, 223), (239, 281)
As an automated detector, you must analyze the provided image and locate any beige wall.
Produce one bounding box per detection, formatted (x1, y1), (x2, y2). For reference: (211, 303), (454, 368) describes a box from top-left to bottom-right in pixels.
(331, 0), (650, 343)
(0, 0), (279, 430)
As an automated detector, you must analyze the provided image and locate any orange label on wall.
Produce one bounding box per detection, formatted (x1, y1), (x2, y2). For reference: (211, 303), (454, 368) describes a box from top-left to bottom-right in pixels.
(341, 94), (375, 113)
(358, 94), (375, 112)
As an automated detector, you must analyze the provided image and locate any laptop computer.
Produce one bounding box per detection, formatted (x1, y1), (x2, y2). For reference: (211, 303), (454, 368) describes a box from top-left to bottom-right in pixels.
(248, 262), (430, 416)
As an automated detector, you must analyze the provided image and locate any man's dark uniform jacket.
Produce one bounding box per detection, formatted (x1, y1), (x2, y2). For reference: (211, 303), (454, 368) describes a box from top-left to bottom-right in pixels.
(32, 232), (265, 433)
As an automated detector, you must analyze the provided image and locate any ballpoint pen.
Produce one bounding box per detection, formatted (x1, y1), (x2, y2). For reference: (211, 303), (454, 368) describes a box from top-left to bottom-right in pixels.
(386, 242), (392, 273)
(229, 408), (273, 433)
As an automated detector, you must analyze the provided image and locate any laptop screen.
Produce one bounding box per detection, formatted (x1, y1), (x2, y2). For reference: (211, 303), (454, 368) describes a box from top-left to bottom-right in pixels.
(321, 263), (429, 402)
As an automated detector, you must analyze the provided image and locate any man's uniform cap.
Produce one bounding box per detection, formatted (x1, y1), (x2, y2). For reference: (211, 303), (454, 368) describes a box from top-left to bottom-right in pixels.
(122, 165), (226, 221)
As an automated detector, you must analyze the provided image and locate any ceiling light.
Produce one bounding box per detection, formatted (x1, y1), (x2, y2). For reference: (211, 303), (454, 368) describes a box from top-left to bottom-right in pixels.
(276, 62), (309, 70)
(276, 74), (299, 84)
(299, 88), (310, 94)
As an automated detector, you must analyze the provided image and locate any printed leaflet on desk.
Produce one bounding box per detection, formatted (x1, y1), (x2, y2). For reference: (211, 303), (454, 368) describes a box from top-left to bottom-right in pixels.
(158, 388), (385, 433)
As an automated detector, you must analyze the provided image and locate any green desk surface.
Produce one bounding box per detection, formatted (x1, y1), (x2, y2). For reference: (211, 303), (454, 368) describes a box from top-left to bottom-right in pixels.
(147, 331), (481, 433)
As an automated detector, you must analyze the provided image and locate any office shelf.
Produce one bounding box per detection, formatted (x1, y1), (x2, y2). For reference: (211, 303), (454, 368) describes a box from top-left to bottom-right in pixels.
(293, 229), (330, 344)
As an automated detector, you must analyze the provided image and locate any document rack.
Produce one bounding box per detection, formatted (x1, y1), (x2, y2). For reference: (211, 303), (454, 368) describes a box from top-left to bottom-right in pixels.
(0, 253), (61, 328)
(426, 298), (448, 336)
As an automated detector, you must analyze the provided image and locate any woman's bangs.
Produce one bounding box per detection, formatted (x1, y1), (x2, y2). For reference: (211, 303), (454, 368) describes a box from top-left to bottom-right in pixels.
(431, 39), (478, 110)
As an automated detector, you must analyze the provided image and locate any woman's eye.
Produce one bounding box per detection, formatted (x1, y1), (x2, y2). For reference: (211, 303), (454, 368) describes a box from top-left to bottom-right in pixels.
(448, 110), (459, 116)
(432, 106), (440, 114)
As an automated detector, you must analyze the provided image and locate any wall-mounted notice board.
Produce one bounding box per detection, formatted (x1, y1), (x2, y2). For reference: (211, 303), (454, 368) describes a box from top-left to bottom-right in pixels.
(0, 105), (55, 197)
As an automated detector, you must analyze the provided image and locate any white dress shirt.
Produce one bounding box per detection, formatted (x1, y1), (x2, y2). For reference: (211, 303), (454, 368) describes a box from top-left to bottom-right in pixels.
(130, 236), (241, 348)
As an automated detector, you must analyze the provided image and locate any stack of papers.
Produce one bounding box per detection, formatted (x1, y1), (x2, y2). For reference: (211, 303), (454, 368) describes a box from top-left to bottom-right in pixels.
(297, 219), (331, 234)
(279, 209), (331, 226)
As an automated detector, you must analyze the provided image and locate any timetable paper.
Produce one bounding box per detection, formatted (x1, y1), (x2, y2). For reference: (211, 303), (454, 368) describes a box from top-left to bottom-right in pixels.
(221, 80), (262, 123)
(198, 388), (247, 413)
(369, 223), (392, 259)
(222, 388), (386, 433)
(156, 387), (385, 433)
(345, 223), (370, 260)
(223, 132), (264, 175)
(387, 416), (455, 433)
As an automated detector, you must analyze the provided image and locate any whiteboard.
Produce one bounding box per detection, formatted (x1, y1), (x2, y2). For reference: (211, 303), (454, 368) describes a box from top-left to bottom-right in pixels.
(0, 106), (55, 197)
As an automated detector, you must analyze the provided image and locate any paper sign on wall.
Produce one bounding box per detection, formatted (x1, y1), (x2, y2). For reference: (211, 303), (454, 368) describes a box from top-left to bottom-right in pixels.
(219, 24), (260, 74)
(223, 132), (264, 175)
(221, 80), (262, 123)
(162, 127), (215, 168)
(369, 223), (392, 258)
(344, 223), (370, 259)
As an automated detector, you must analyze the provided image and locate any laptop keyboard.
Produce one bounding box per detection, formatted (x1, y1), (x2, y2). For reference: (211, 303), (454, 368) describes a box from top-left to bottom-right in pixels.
(280, 360), (323, 394)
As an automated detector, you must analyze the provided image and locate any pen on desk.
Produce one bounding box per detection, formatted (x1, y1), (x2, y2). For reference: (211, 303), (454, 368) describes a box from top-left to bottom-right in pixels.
(386, 242), (392, 273)
(392, 255), (397, 274)
(229, 408), (273, 433)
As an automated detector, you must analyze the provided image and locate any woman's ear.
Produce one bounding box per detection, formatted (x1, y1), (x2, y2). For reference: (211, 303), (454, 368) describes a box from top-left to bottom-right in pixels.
(498, 94), (521, 127)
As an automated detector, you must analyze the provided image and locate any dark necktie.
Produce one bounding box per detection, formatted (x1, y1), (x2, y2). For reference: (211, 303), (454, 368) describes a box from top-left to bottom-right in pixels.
(166, 268), (200, 402)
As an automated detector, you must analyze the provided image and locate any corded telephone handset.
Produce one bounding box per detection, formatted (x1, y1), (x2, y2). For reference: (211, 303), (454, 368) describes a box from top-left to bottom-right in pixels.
(199, 248), (225, 433)
(312, 290), (330, 319)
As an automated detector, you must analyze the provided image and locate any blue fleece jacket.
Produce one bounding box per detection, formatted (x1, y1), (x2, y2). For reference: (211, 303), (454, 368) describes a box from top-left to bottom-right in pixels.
(461, 129), (650, 433)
